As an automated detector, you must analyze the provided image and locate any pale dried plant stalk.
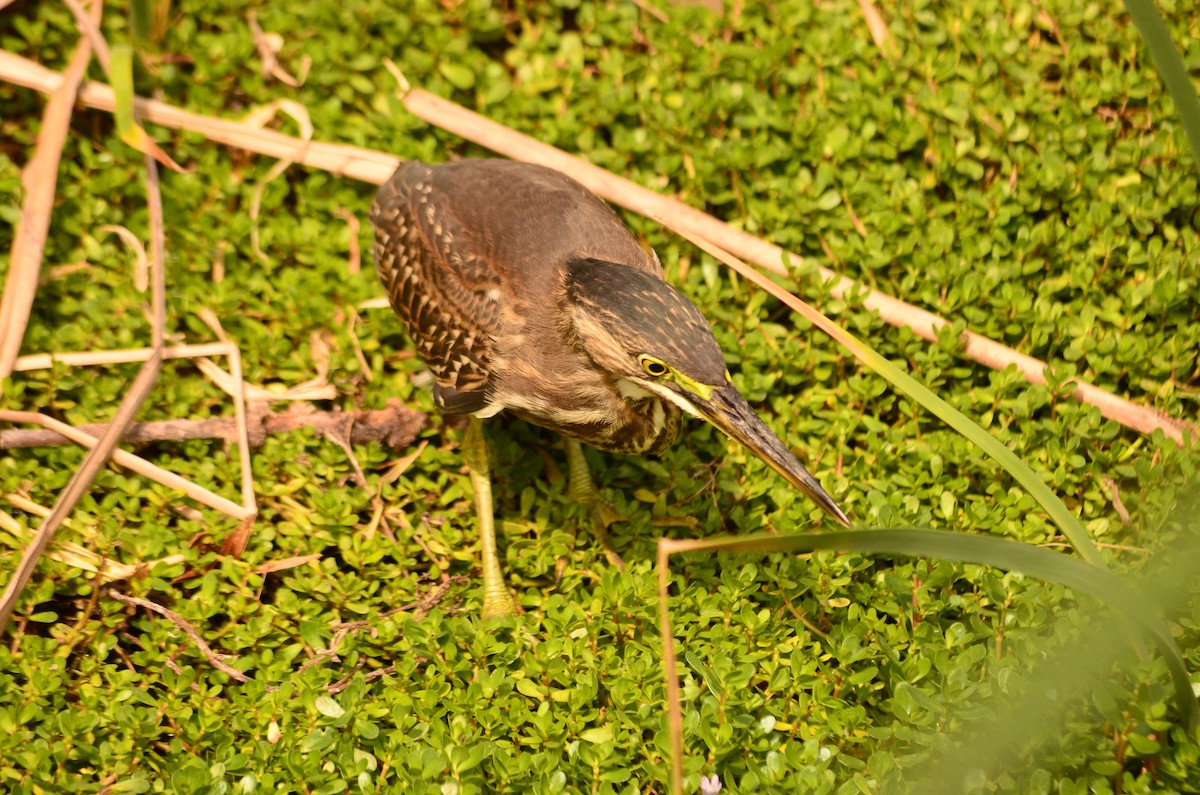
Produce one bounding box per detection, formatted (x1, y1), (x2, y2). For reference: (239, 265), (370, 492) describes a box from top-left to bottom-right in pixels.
(0, 0), (103, 381)
(0, 410), (254, 520)
(189, 310), (259, 514)
(14, 342), (232, 371)
(2, 495), (186, 581)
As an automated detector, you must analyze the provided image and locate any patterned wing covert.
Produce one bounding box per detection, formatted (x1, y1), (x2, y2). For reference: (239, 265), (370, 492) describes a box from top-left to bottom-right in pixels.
(370, 162), (501, 412)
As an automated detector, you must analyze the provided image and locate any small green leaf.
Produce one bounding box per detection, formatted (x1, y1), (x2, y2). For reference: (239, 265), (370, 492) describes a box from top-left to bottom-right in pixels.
(313, 696), (344, 719)
(579, 725), (613, 744)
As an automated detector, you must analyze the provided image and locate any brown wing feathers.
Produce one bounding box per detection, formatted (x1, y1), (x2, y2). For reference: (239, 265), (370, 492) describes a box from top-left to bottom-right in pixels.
(370, 162), (498, 411)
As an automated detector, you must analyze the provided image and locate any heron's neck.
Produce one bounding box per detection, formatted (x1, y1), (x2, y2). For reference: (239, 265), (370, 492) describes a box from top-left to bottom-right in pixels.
(602, 379), (681, 455)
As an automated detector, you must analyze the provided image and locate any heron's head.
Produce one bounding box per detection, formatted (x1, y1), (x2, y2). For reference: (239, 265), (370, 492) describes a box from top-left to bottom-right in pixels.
(564, 258), (850, 527)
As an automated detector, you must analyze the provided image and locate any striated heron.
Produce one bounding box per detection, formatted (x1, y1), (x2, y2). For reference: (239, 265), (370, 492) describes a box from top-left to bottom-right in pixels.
(371, 159), (849, 617)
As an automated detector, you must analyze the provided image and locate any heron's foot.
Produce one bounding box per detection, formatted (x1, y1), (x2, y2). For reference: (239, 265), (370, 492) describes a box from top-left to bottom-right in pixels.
(481, 579), (517, 619)
(587, 497), (628, 573)
(465, 417), (518, 619)
(564, 439), (628, 572)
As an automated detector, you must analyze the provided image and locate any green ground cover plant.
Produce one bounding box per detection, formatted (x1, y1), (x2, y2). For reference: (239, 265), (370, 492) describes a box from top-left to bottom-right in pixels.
(1, 0), (1198, 792)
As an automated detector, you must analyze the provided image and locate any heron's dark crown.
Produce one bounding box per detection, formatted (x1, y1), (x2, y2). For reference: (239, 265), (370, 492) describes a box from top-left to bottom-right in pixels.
(564, 259), (727, 385)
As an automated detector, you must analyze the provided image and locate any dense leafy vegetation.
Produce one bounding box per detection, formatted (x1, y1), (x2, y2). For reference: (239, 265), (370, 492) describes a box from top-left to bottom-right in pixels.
(1, 0), (1197, 792)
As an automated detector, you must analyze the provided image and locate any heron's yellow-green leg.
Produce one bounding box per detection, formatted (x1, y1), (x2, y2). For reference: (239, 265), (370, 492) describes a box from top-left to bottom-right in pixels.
(463, 417), (517, 618)
(564, 439), (627, 572)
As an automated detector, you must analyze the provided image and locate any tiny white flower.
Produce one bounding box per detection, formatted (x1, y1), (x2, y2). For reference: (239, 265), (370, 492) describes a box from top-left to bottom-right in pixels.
(700, 773), (722, 794)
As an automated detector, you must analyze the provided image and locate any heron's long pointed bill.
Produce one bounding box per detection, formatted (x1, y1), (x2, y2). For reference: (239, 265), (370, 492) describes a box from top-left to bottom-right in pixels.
(688, 385), (851, 527)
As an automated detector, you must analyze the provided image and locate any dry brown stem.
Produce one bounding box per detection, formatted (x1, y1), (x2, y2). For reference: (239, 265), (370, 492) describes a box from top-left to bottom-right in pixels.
(107, 589), (251, 682)
(0, 401), (427, 452)
(0, 0), (102, 380)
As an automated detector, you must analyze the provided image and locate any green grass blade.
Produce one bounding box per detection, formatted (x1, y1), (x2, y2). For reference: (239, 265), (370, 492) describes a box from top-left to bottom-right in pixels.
(1124, 0), (1200, 165)
(831, 327), (1106, 568)
(666, 529), (1199, 729)
(682, 233), (1105, 568)
(110, 45), (139, 142)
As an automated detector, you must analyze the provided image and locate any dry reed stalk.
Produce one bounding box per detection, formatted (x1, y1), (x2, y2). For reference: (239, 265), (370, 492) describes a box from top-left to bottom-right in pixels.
(13, 342), (232, 371)
(0, 0), (103, 380)
(0, 51), (1190, 444)
(0, 51), (399, 182)
(0, 134), (177, 630)
(2, 493), (187, 580)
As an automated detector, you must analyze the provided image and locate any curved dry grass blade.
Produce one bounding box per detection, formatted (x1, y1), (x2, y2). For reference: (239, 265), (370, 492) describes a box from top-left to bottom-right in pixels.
(248, 10), (311, 87)
(98, 225), (149, 292)
(242, 100), (314, 262)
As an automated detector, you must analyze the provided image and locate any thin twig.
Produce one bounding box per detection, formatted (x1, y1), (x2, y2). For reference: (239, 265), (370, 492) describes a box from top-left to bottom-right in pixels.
(107, 589), (251, 682)
(0, 402), (427, 451)
(327, 665), (394, 695)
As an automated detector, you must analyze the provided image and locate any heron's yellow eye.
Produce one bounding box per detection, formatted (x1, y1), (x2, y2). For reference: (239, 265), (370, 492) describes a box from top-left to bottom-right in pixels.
(639, 355), (670, 377)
